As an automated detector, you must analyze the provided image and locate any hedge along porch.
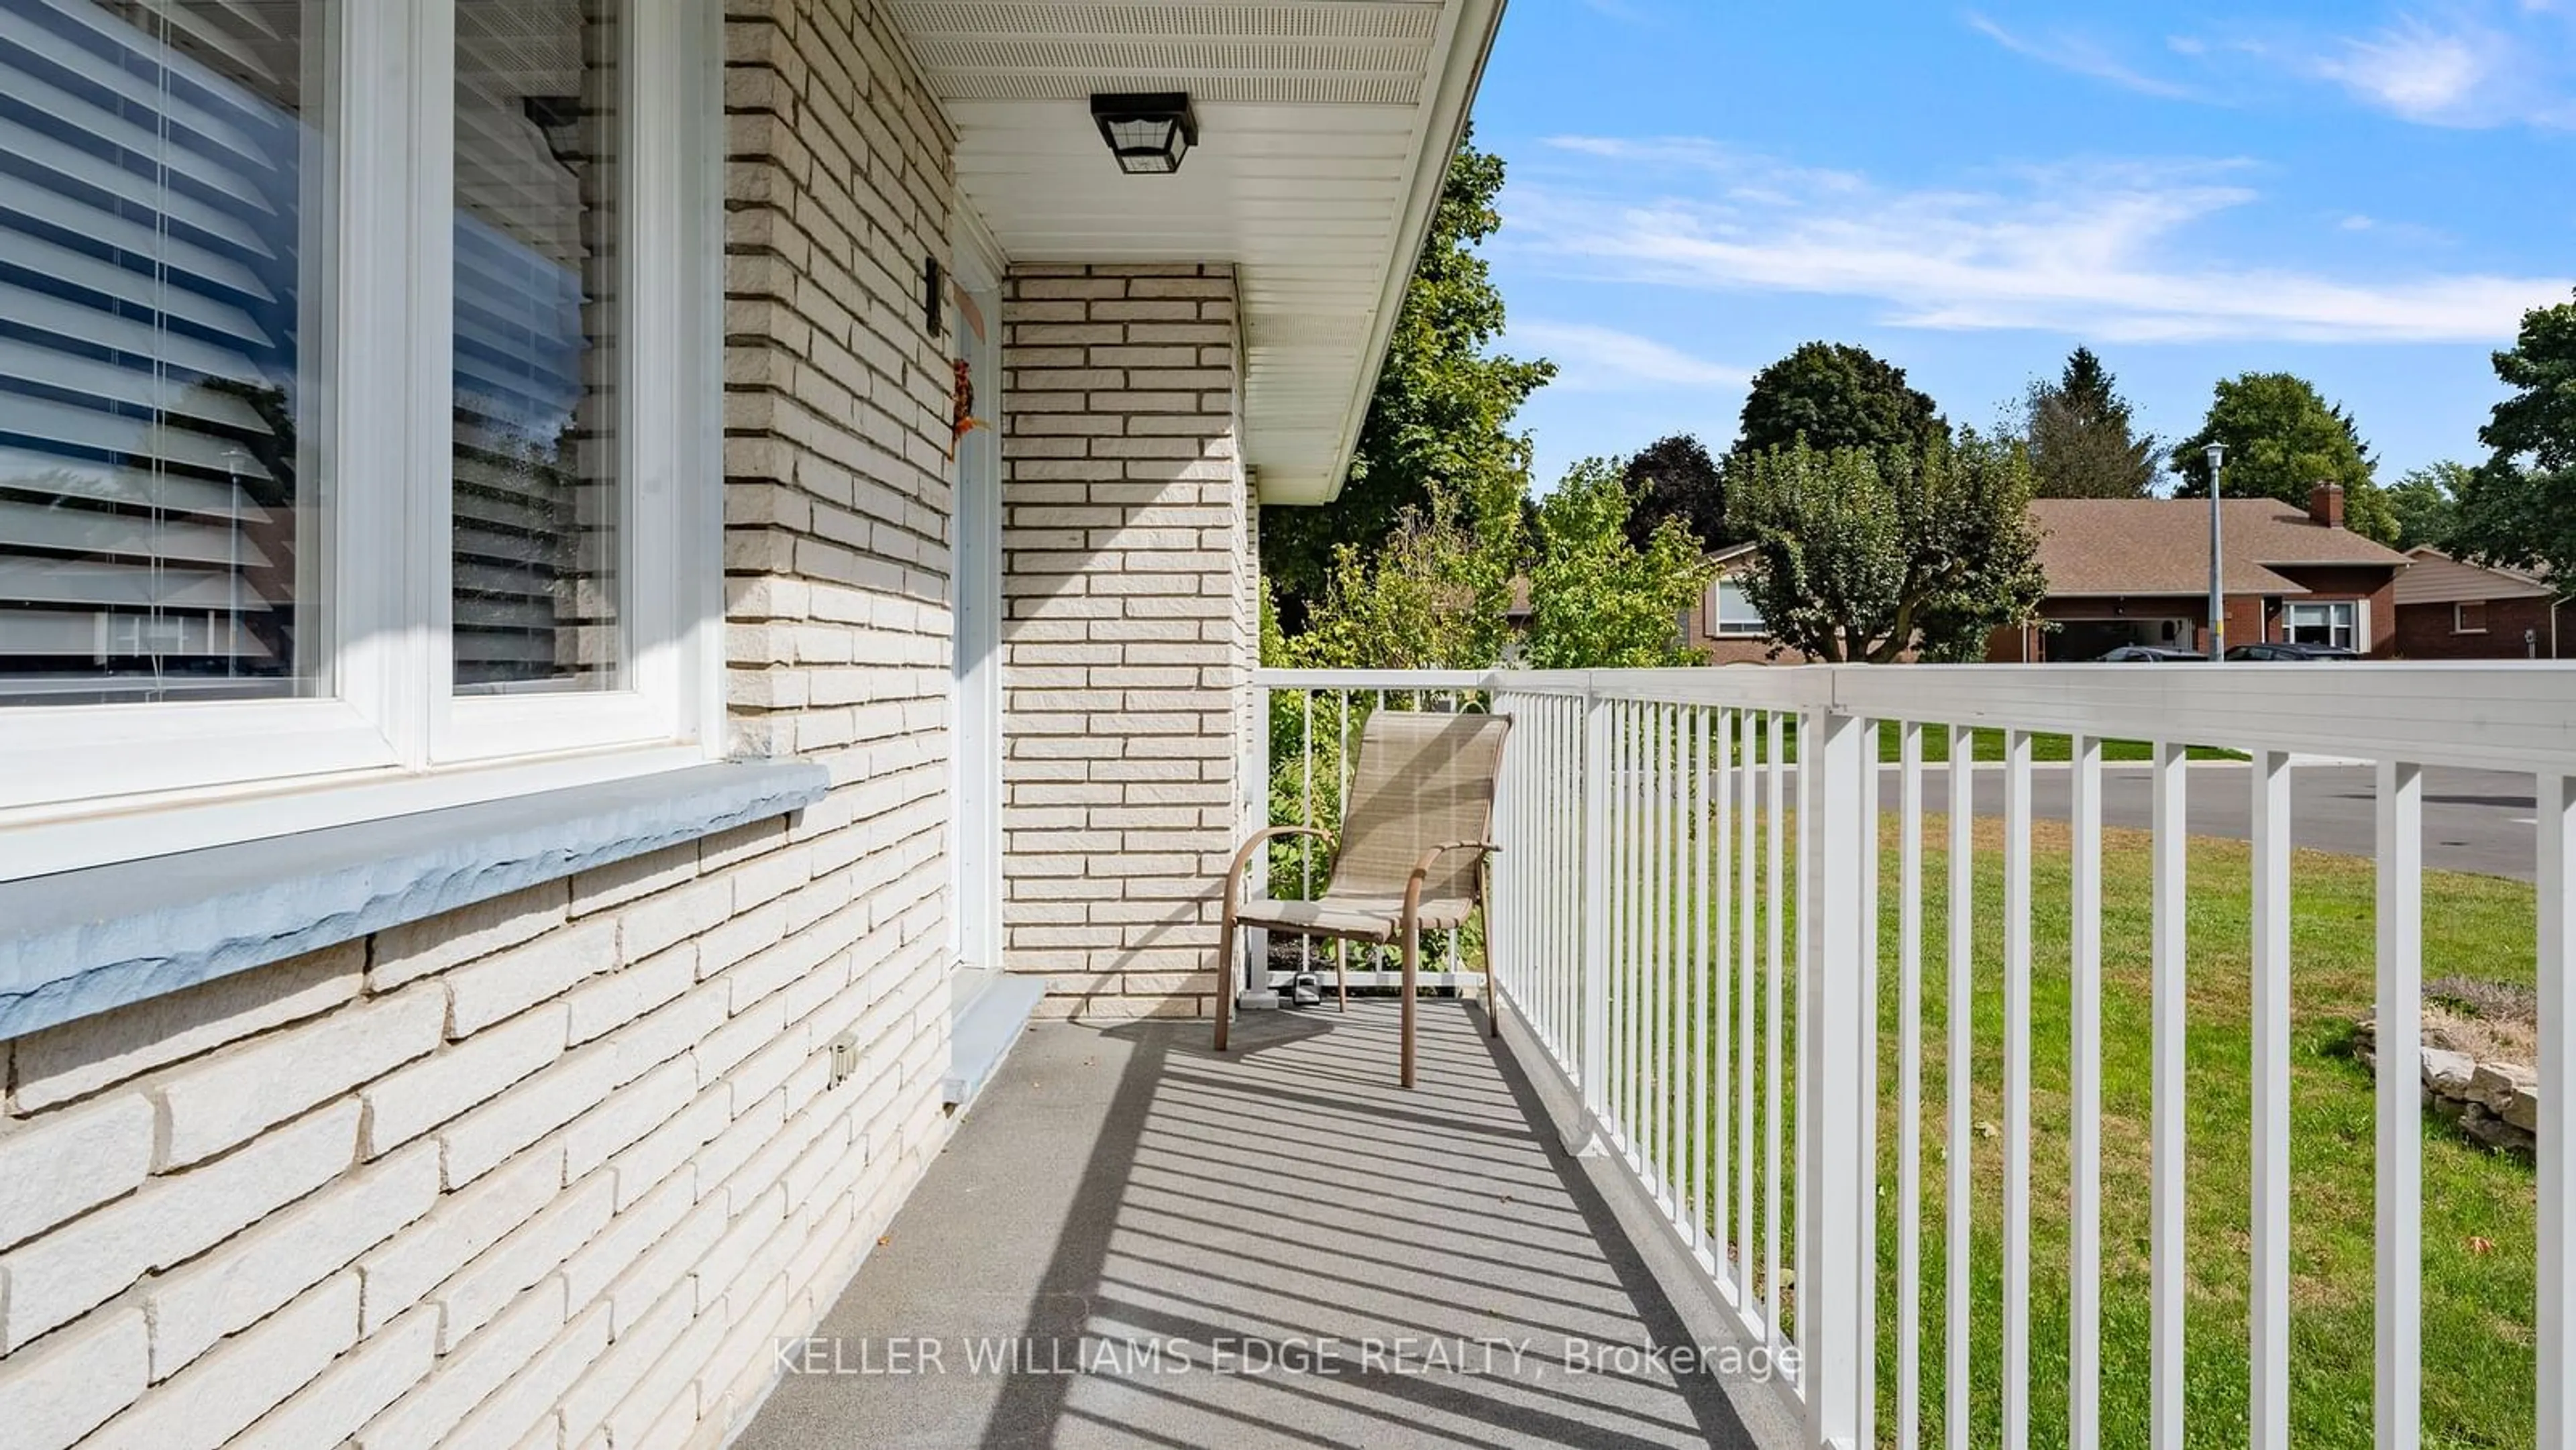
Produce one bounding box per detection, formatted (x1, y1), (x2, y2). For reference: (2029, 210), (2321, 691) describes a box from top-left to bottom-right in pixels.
(0, 3), (1501, 1449)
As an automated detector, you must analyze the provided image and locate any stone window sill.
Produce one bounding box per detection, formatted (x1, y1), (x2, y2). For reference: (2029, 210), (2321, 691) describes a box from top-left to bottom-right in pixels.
(0, 760), (830, 1040)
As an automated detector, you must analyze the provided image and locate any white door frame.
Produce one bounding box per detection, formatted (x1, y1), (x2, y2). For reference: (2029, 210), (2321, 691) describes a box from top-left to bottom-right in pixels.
(950, 219), (1006, 970)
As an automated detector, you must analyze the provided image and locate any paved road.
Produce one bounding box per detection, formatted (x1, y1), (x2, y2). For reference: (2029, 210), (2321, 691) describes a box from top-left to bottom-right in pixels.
(1896, 763), (2538, 883)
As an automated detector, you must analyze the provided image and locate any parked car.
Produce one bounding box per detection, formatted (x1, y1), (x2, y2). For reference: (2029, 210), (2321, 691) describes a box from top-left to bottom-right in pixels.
(2097, 645), (2207, 662)
(2225, 643), (2359, 661)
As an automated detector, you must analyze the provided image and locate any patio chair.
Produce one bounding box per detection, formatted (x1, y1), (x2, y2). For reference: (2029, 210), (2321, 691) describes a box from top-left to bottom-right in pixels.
(1213, 709), (1512, 1088)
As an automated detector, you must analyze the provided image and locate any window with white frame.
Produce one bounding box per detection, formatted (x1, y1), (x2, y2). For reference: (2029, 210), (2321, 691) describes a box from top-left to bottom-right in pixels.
(2284, 600), (2358, 651)
(2455, 601), (2488, 634)
(0, 0), (718, 865)
(1711, 577), (1769, 637)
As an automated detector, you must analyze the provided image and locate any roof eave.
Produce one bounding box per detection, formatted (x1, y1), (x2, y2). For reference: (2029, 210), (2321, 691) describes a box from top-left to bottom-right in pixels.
(1267, 0), (1507, 508)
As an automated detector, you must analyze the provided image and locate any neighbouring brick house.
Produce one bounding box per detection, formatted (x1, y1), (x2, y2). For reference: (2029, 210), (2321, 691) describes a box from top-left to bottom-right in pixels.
(2392, 547), (2570, 659)
(0, 3), (1501, 1448)
(1986, 486), (2414, 661)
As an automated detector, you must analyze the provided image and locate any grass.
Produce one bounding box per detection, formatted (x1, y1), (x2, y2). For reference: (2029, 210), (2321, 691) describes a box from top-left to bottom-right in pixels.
(1725, 725), (2243, 765)
(1881, 727), (2244, 764)
(1866, 816), (2538, 1448)
(1623, 814), (2539, 1447)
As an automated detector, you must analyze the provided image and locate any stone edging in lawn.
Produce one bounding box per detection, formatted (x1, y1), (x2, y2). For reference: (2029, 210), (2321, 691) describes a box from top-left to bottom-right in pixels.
(2354, 1017), (2537, 1157)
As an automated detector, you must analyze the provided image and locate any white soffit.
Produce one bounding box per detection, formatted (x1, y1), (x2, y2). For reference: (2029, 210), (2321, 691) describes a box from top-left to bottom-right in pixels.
(887, 1), (1506, 505)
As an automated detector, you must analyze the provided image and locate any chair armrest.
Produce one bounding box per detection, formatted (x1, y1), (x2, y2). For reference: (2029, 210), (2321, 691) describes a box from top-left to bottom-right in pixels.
(1225, 826), (1335, 893)
(1401, 840), (1503, 918)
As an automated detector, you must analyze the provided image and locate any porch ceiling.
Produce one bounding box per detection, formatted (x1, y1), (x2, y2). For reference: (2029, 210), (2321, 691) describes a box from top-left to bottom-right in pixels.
(886, 1), (1507, 506)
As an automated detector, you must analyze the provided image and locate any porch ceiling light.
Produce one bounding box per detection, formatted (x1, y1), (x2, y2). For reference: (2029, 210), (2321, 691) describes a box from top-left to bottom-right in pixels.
(1090, 92), (1197, 174)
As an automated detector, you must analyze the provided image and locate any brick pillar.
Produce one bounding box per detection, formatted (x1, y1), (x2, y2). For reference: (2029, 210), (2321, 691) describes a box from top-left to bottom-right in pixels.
(998, 264), (1251, 1019)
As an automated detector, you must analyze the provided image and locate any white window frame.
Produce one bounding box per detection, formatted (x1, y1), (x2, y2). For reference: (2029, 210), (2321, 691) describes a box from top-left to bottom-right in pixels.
(2455, 602), (2489, 635)
(1711, 577), (1769, 638)
(2285, 599), (2359, 651)
(0, 0), (723, 881)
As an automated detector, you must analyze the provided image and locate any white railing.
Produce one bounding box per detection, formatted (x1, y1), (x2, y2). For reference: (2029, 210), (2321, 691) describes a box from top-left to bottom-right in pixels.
(1250, 663), (2576, 1449)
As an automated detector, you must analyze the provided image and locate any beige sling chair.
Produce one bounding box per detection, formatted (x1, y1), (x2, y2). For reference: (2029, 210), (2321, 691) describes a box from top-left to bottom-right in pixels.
(1213, 710), (1513, 1088)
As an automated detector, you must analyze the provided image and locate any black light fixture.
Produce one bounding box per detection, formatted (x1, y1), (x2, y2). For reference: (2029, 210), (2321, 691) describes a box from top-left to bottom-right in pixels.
(1090, 92), (1197, 174)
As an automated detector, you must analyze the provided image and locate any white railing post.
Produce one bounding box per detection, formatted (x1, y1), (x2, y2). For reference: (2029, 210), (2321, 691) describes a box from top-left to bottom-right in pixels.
(1805, 706), (1870, 1448)
(2540, 773), (2575, 1443)
(1574, 679), (1611, 1154)
(2374, 759), (2422, 1450)
(1240, 683), (1277, 1009)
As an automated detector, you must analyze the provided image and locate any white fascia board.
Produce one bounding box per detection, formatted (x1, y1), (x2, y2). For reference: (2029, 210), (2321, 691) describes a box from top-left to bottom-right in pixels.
(1269, 0), (1508, 509)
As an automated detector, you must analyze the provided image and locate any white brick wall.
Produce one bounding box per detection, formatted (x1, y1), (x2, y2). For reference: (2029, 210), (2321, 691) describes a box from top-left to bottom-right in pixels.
(999, 264), (1257, 1019)
(0, 3), (974, 1447)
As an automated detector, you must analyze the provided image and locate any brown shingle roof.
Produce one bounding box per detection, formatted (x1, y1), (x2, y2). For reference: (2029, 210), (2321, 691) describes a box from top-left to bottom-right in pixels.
(2028, 498), (2411, 599)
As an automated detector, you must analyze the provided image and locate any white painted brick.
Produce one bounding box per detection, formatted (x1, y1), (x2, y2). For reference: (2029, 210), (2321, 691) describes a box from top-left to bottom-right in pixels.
(146, 1140), (439, 1380)
(0, 1306), (146, 1450)
(564, 942), (696, 1045)
(568, 842), (698, 917)
(371, 884), (568, 991)
(600, 1294), (722, 1450)
(152, 989), (445, 1168)
(11, 944), (361, 1113)
(435, 1171), (613, 1351)
(559, 1281), (690, 1445)
(441, 1301), (610, 1450)
(0, 1099), (358, 1351)
(561, 1166), (691, 1319)
(229, 1304), (437, 1450)
(564, 1055), (696, 1184)
(605, 1194), (725, 1337)
(357, 1142), (561, 1335)
(604, 979), (730, 1085)
(352, 1274), (565, 1450)
(443, 916), (619, 1039)
(86, 1272), (360, 1450)
(606, 1084), (725, 1212)
(619, 876), (733, 962)
(361, 1001), (568, 1158)
(727, 843), (812, 911)
(436, 1039), (622, 1188)
(0, 1091), (152, 1251)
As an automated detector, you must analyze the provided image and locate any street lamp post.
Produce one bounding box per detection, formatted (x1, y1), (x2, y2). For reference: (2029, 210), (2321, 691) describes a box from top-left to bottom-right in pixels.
(2206, 442), (2227, 663)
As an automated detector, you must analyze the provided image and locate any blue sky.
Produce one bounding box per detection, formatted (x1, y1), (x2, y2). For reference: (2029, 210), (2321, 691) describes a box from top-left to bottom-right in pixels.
(1472, 0), (2576, 492)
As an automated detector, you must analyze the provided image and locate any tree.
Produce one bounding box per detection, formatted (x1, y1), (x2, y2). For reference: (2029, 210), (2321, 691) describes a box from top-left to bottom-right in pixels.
(1275, 484), (1515, 672)
(2167, 372), (2398, 543)
(1523, 461), (1715, 669)
(1620, 433), (1730, 553)
(2023, 346), (2159, 498)
(1725, 434), (2046, 663)
(2385, 461), (2469, 551)
(1734, 341), (1947, 458)
(2451, 291), (2576, 585)
(1259, 133), (1554, 632)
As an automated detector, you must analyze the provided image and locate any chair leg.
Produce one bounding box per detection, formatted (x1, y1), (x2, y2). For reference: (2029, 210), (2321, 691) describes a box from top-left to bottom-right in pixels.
(1484, 917), (1500, 1039)
(1214, 913), (1234, 1054)
(1400, 922), (1419, 1089)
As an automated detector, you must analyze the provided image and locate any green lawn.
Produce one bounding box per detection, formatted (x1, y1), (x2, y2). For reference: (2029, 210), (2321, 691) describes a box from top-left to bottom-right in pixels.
(1722, 725), (2242, 765)
(1872, 816), (2536, 1448)
(1879, 726), (2243, 764)
(1632, 815), (2537, 1447)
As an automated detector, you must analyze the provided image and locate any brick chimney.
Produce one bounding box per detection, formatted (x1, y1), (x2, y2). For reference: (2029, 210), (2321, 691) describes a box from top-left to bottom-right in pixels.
(2308, 482), (2345, 528)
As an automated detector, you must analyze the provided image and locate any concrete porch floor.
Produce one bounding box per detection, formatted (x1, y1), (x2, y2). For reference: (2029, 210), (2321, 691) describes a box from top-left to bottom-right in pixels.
(739, 999), (1790, 1448)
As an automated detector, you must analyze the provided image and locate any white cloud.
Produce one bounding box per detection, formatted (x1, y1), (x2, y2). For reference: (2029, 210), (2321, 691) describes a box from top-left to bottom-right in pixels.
(2204, 5), (2576, 129)
(1965, 13), (2201, 99)
(2313, 16), (2514, 122)
(1972, 4), (2576, 129)
(1504, 323), (1748, 392)
(1516, 141), (2571, 345)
